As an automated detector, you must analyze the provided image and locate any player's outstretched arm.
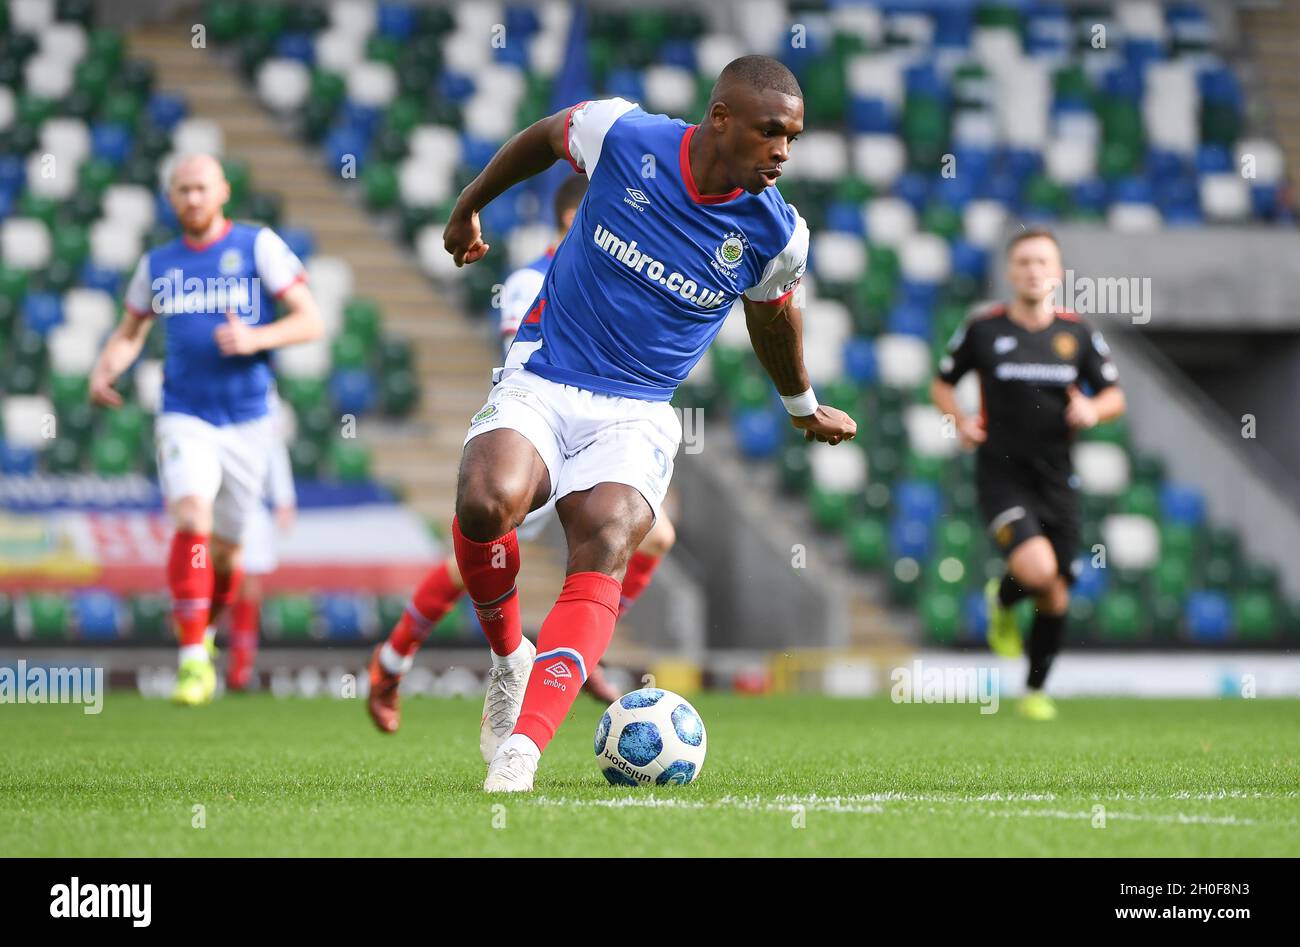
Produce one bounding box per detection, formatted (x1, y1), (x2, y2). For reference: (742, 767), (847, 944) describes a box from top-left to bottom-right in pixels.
(742, 296), (857, 445)
(443, 108), (574, 267)
(89, 311), (153, 408)
(214, 282), (323, 356)
(1064, 383), (1126, 429)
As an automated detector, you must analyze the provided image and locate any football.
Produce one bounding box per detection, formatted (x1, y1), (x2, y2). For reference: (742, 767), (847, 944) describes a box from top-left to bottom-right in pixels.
(595, 688), (707, 786)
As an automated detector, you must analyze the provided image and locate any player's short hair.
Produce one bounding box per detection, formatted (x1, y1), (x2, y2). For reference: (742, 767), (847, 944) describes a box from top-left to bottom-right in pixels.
(1006, 227), (1061, 256)
(708, 55), (803, 108)
(554, 174), (587, 228)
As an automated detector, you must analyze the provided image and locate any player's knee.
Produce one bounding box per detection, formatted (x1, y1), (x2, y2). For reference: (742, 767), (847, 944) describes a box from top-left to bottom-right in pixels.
(455, 487), (522, 542)
(171, 496), (212, 534)
(1038, 577), (1070, 615)
(1012, 549), (1057, 593)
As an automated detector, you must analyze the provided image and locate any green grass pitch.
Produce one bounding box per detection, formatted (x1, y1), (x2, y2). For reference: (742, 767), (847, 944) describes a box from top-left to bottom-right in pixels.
(3, 693), (1297, 856)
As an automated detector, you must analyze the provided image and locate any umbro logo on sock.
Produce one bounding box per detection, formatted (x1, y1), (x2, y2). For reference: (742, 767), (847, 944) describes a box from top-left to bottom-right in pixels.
(544, 661), (572, 678)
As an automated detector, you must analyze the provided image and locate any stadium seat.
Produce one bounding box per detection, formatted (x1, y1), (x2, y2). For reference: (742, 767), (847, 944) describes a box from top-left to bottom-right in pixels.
(1185, 591), (1232, 642)
(1, 218), (52, 270)
(1101, 513), (1160, 570)
(74, 589), (121, 641)
(258, 58), (312, 113)
(29, 592), (69, 641)
(2, 395), (55, 448)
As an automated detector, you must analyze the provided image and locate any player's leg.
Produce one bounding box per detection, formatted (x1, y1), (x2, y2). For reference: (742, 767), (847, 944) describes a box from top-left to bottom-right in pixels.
(485, 482), (653, 791)
(484, 396), (679, 791)
(228, 571), (262, 691)
(208, 534), (244, 646)
(368, 554), (465, 733)
(1019, 500), (1081, 720)
(156, 414), (224, 705)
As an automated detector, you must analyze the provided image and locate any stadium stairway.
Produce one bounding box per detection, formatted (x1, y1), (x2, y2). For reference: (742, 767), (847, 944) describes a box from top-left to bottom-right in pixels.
(124, 19), (575, 633)
(1240, 3), (1300, 198)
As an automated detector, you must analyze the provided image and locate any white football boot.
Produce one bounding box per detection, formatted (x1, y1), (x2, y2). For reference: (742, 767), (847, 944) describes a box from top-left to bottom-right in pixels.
(483, 744), (539, 793)
(479, 637), (536, 763)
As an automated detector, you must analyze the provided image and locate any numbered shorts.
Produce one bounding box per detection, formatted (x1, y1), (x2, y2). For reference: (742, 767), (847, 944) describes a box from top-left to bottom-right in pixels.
(463, 369), (681, 523)
(976, 455), (1081, 583)
(239, 502), (279, 575)
(155, 411), (274, 545)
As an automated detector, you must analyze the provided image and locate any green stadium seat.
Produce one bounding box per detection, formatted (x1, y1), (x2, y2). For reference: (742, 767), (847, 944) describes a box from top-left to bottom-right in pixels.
(91, 433), (133, 476)
(846, 515), (887, 569)
(29, 593), (69, 640)
(376, 594), (407, 634)
(129, 594), (171, 641)
(778, 444), (810, 494)
(1152, 556), (1190, 600)
(330, 331), (369, 371)
(330, 440), (371, 481)
(1149, 593), (1183, 641)
(809, 486), (852, 532)
(1159, 523), (1198, 563)
(1233, 592), (1278, 642)
(362, 162), (398, 210)
(45, 437), (83, 473)
(1119, 482), (1159, 518)
(936, 518), (974, 561)
(289, 439), (321, 477)
(49, 373), (87, 413)
(1097, 591), (1143, 641)
(889, 555), (923, 605)
(105, 403), (147, 450)
(1067, 596), (1095, 642)
(381, 370), (419, 417)
(265, 595), (314, 640)
(204, 0), (246, 43)
(920, 588), (960, 642)
(0, 593), (14, 638)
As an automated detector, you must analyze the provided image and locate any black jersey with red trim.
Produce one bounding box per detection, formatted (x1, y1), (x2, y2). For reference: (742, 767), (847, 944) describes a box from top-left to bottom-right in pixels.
(937, 303), (1119, 477)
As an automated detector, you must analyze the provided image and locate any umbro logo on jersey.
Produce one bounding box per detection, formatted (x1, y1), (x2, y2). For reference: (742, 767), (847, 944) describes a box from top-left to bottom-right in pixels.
(994, 336), (1018, 354)
(624, 187), (651, 211)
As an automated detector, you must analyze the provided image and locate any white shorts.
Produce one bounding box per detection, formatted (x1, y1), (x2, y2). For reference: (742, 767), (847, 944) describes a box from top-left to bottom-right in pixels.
(240, 502), (279, 575)
(155, 411), (275, 545)
(463, 369), (681, 523)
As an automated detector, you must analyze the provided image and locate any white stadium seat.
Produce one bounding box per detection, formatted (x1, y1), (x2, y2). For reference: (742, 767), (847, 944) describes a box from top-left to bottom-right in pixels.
(1235, 138), (1285, 185)
(803, 334), (845, 386)
(875, 333), (931, 389)
(887, 12), (934, 48)
(135, 359), (164, 414)
(1117, 1), (1167, 43)
(716, 300), (750, 348)
(951, 108), (1000, 149)
(463, 91), (518, 142)
(803, 299), (853, 347)
(695, 34), (746, 80)
(39, 22), (86, 62)
(47, 324), (100, 376)
(831, 4), (883, 47)
(89, 219), (143, 271)
(275, 338), (332, 379)
(305, 256), (355, 312)
(2, 395), (55, 449)
(1, 218), (52, 270)
(810, 441), (868, 493)
(1055, 109), (1101, 146)
(527, 31), (565, 78)
(781, 131), (848, 182)
(171, 118), (224, 158)
(972, 27), (1022, 70)
(853, 134), (906, 188)
(862, 197), (916, 248)
(643, 66), (697, 116)
(314, 28), (366, 74)
(900, 232), (952, 283)
(811, 232), (866, 284)
(416, 223), (465, 281)
(10, 0), (54, 34)
(443, 25), (495, 75)
(1144, 62), (1198, 155)
(506, 224), (554, 270)
(39, 117), (91, 165)
(24, 148), (79, 201)
(736, 0), (789, 56)
(101, 184), (156, 235)
(1102, 513), (1161, 570)
(397, 156), (455, 209)
(63, 288), (116, 337)
(1045, 137), (1096, 184)
(1199, 174), (1251, 221)
(1073, 442), (1131, 496)
(329, 0), (377, 37)
(408, 124), (463, 165)
(1107, 202), (1163, 232)
(963, 199), (1009, 249)
(257, 59), (312, 114)
(847, 53), (904, 108)
(346, 60), (397, 108)
(906, 404), (960, 459)
(24, 53), (74, 101)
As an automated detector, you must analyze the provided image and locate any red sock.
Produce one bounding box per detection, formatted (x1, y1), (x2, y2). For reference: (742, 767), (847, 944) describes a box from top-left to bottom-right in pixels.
(618, 551), (661, 617)
(513, 571), (622, 752)
(168, 530), (213, 647)
(452, 516), (522, 657)
(209, 565), (244, 629)
(230, 597), (259, 654)
(389, 558), (465, 656)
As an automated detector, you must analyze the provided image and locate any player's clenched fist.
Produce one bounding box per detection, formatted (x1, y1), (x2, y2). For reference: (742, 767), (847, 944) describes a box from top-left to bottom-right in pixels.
(214, 311), (261, 356)
(443, 208), (490, 267)
(791, 405), (857, 445)
(957, 414), (987, 449)
(1063, 384), (1099, 430)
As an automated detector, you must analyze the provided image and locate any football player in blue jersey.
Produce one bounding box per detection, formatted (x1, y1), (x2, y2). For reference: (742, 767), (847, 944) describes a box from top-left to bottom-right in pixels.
(441, 55), (857, 791)
(89, 154), (322, 705)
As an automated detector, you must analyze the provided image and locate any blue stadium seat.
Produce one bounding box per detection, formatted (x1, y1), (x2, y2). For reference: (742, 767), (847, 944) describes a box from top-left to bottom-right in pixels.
(894, 479), (942, 523)
(962, 589), (988, 642)
(0, 155), (25, 193)
(1160, 483), (1205, 526)
(0, 443), (37, 475)
(438, 70), (476, 105)
(280, 227), (314, 261)
(733, 408), (781, 459)
(606, 69), (646, 105)
(325, 127), (369, 172)
(329, 368), (378, 416)
(340, 101), (383, 138)
(1185, 591), (1232, 642)
(949, 239), (987, 280)
(887, 302), (931, 338)
(659, 40), (697, 71)
(849, 98), (896, 134)
(146, 93), (188, 132)
(275, 32), (316, 66)
(893, 171), (930, 211)
(378, 4), (418, 40)
(842, 337), (878, 387)
(23, 291), (63, 337)
(1072, 557), (1108, 603)
(826, 201), (866, 235)
(75, 590), (121, 641)
(317, 594), (367, 640)
(80, 263), (121, 297)
(91, 123), (132, 167)
(890, 514), (933, 561)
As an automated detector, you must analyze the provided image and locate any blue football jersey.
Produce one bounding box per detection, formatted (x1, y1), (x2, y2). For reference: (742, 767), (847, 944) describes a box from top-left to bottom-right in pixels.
(124, 220), (306, 426)
(503, 97), (809, 401)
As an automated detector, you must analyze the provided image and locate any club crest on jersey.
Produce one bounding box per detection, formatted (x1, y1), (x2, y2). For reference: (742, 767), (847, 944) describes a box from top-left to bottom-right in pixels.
(218, 249), (243, 275)
(1052, 332), (1078, 360)
(712, 231), (749, 275)
(994, 335), (1018, 354)
(471, 404), (498, 425)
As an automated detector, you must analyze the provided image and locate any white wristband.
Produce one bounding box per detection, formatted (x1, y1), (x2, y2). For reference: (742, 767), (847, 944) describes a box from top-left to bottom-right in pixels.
(780, 388), (819, 417)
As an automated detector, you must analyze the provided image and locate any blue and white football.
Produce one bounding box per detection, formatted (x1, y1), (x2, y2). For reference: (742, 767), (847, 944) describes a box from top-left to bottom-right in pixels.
(594, 688), (707, 786)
